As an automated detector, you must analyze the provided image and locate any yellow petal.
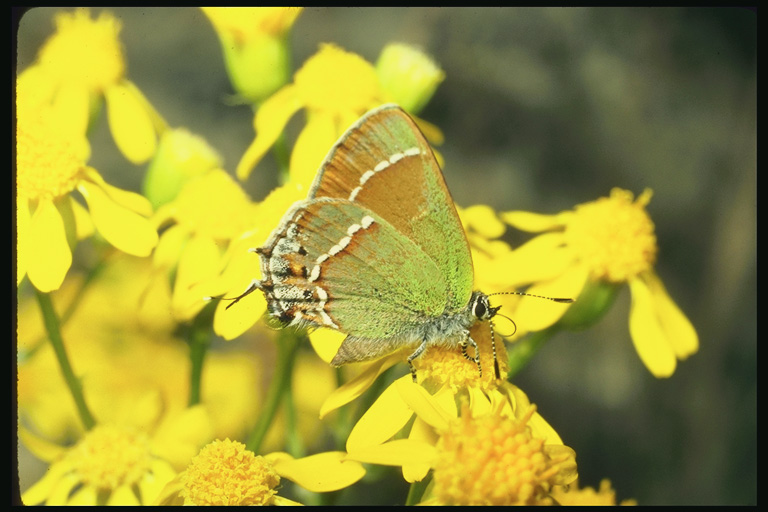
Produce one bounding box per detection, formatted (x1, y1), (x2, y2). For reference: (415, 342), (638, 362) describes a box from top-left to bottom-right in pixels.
(347, 439), (436, 467)
(83, 166), (153, 216)
(513, 264), (586, 333)
(467, 386), (492, 416)
(51, 81), (90, 138)
(403, 416), (438, 483)
(236, 85), (303, 180)
(270, 452), (365, 493)
(460, 204), (506, 239)
(20, 459), (72, 505)
(628, 276), (677, 377)
(394, 377), (451, 430)
(78, 180), (158, 256)
(318, 355), (399, 419)
(105, 81), (157, 164)
(152, 224), (188, 269)
(70, 196), (94, 239)
(644, 271), (699, 359)
(27, 199), (72, 292)
(68, 483), (99, 505)
(498, 232), (571, 286)
(172, 235), (221, 319)
(18, 427), (66, 462)
(141, 460), (179, 506)
(309, 328), (345, 363)
(107, 484), (140, 505)
(213, 283), (266, 340)
(289, 111), (338, 188)
(501, 210), (568, 232)
(47, 471), (82, 505)
(347, 378), (416, 452)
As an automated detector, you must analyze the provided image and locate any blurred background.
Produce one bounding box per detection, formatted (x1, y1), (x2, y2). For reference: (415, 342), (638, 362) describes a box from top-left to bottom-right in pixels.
(15, 7), (755, 505)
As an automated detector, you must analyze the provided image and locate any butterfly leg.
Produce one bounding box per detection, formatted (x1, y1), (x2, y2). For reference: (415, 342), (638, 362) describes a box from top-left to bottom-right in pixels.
(407, 340), (429, 383)
(460, 331), (482, 377)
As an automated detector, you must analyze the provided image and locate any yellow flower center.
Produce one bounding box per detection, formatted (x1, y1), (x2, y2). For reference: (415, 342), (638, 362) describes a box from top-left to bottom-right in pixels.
(70, 424), (153, 491)
(16, 107), (84, 202)
(564, 188), (657, 283)
(294, 44), (381, 113)
(413, 323), (508, 392)
(37, 8), (125, 92)
(171, 170), (258, 239)
(432, 405), (562, 506)
(180, 439), (280, 506)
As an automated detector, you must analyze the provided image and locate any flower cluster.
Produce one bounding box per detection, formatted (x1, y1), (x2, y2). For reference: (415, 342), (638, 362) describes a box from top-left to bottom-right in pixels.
(17, 8), (697, 506)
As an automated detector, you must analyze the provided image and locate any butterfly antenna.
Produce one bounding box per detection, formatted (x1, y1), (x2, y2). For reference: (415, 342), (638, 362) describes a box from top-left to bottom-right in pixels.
(204, 280), (262, 310)
(489, 291), (574, 303)
(489, 319), (501, 380)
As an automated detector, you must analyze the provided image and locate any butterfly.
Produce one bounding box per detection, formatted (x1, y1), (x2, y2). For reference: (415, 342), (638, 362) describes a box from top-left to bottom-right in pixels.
(227, 104), (571, 381)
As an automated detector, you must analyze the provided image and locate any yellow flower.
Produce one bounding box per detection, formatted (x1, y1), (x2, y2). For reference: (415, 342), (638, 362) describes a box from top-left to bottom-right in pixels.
(23, 8), (165, 164)
(551, 478), (637, 506)
(151, 169), (263, 321)
(16, 82), (158, 293)
(19, 404), (210, 506)
(502, 188), (699, 377)
(236, 43), (389, 185)
(344, 380), (577, 505)
(376, 42), (445, 114)
(156, 439), (365, 505)
(202, 7), (302, 103)
(16, 255), (262, 445)
(317, 311), (508, 418)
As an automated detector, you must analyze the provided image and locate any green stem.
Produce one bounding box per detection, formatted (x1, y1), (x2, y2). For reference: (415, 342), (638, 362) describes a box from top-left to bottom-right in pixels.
(35, 290), (96, 430)
(22, 249), (109, 359)
(245, 330), (302, 453)
(506, 325), (562, 379)
(186, 302), (216, 407)
(273, 132), (291, 182)
(406, 474), (432, 505)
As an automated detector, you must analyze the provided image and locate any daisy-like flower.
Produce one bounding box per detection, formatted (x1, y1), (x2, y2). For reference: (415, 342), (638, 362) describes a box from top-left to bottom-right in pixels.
(19, 404), (212, 506)
(16, 78), (158, 293)
(21, 8), (166, 164)
(502, 188), (699, 377)
(151, 168), (263, 322)
(201, 7), (302, 104)
(551, 478), (637, 506)
(317, 312), (509, 417)
(345, 379), (577, 505)
(156, 438), (365, 505)
(236, 43), (391, 186)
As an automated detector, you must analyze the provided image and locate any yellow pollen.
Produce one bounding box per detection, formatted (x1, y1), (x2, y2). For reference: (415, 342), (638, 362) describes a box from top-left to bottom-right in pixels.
(413, 324), (508, 391)
(37, 9), (125, 92)
(294, 44), (381, 113)
(70, 425), (152, 491)
(432, 405), (560, 506)
(180, 439), (280, 506)
(16, 111), (84, 202)
(564, 188), (657, 283)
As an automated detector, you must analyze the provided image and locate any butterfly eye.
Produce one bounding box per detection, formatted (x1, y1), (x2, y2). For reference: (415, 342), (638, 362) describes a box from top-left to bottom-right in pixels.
(472, 294), (489, 320)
